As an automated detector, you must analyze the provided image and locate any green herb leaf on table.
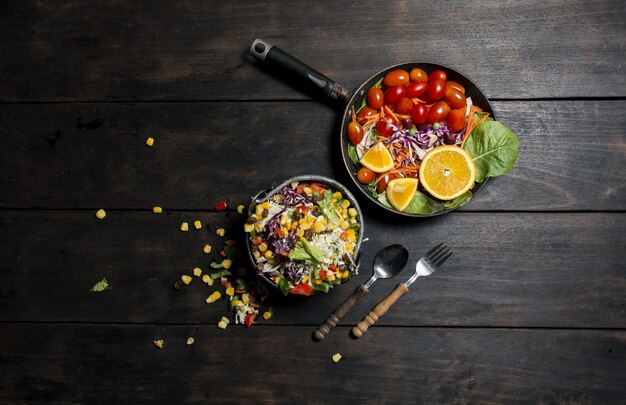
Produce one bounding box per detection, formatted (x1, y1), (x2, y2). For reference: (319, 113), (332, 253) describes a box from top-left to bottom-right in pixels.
(210, 269), (231, 279)
(90, 278), (108, 292)
(464, 121), (519, 183)
(224, 245), (238, 261)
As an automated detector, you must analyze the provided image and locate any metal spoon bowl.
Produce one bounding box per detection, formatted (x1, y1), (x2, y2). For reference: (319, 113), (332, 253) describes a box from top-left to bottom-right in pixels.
(313, 244), (409, 341)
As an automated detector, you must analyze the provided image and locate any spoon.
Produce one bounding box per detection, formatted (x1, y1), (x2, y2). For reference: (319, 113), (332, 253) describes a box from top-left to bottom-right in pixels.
(313, 244), (409, 341)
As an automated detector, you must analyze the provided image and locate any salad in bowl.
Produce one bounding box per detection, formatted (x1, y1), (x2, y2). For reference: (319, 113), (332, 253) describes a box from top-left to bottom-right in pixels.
(244, 176), (363, 296)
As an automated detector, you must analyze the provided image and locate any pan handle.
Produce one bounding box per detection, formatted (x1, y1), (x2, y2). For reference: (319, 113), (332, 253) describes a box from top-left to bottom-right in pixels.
(249, 39), (351, 105)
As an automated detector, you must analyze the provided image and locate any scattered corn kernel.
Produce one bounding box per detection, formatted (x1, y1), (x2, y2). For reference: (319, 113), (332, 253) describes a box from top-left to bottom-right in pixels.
(146, 137), (154, 147)
(300, 222), (311, 230)
(153, 339), (164, 349)
(313, 279), (322, 285)
(348, 208), (357, 217)
(193, 267), (202, 277)
(206, 291), (221, 303)
(180, 222), (189, 232)
(332, 353), (342, 363)
(225, 287), (235, 297)
(217, 321), (227, 329)
(216, 228), (225, 236)
(313, 221), (326, 233)
(303, 187), (312, 195)
(95, 209), (106, 220)
(244, 223), (254, 233)
(186, 337), (195, 345)
(201, 274), (210, 284)
(302, 275), (310, 284)
(255, 205), (264, 216)
(203, 244), (212, 254)
(194, 220), (202, 230)
(295, 228), (304, 238)
(222, 259), (232, 270)
(263, 311), (272, 320)
(253, 251), (261, 260)
(152, 206), (163, 214)
(342, 270), (350, 279)
(181, 275), (192, 285)
(237, 204), (245, 214)
(326, 273), (336, 282)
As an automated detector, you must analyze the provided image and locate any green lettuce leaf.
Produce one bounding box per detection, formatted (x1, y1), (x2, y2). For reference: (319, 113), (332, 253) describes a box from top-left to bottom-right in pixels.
(464, 121), (519, 183)
(442, 191), (472, 210)
(403, 190), (443, 215)
(289, 240), (323, 264)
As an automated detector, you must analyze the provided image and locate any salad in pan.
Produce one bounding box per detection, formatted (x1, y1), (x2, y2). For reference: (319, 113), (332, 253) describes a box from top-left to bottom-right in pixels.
(245, 179), (362, 296)
(346, 66), (519, 215)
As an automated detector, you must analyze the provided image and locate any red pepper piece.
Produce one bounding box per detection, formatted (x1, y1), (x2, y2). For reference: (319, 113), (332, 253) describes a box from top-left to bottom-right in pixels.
(215, 201), (228, 211)
(290, 282), (312, 296)
(245, 313), (256, 328)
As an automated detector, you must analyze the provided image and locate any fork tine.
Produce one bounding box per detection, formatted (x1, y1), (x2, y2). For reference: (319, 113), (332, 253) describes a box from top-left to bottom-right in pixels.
(425, 243), (447, 262)
(433, 251), (453, 268)
(428, 246), (450, 265)
(424, 243), (444, 259)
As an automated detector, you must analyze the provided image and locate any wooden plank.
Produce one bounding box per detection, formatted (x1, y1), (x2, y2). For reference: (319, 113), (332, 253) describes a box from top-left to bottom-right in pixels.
(1, 100), (625, 210)
(1, 211), (624, 328)
(1, 1), (625, 102)
(0, 324), (624, 403)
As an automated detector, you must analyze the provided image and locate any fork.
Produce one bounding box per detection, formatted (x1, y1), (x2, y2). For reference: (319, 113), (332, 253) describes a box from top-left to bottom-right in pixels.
(352, 243), (452, 338)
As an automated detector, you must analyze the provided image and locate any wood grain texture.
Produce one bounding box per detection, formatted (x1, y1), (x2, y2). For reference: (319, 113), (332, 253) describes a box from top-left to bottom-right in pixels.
(1, 211), (624, 328)
(1, 100), (625, 210)
(1, 0), (625, 102)
(0, 324), (624, 404)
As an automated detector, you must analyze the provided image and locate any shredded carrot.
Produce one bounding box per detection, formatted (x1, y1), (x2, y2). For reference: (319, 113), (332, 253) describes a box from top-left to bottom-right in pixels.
(461, 105), (490, 148)
(351, 106), (356, 122)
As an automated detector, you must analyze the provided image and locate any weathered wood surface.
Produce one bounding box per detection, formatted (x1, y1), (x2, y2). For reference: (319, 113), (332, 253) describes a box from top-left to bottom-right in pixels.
(1, 100), (625, 210)
(1, 211), (624, 328)
(1, 1), (625, 102)
(1, 325), (624, 404)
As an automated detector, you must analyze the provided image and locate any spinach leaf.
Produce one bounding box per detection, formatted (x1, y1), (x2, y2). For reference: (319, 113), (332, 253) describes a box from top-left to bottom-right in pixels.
(348, 144), (359, 165)
(403, 190), (443, 215)
(442, 191), (472, 210)
(464, 121), (519, 183)
(278, 278), (290, 296)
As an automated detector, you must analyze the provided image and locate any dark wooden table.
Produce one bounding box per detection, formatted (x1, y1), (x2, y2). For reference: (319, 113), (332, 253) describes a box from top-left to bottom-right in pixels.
(1, 1), (625, 403)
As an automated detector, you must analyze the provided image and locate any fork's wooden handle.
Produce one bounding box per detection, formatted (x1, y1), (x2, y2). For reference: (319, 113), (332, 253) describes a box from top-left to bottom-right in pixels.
(313, 284), (369, 341)
(352, 282), (409, 338)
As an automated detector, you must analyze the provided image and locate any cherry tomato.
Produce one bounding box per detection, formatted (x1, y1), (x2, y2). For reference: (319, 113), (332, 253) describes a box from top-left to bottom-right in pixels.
(429, 69), (447, 82)
(428, 101), (451, 123)
(446, 81), (465, 94)
(356, 167), (376, 184)
(376, 116), (398, 137)
(376, 173), (397, 193)
(383, 69), (410, 87)
(409, 68), (428, 82)
(405, 81), (428, 98)
(447, 109), (466, 132)
(384, 85), (406, 104)
(347, 121), (364, 145)
(357, 106), (377, 123)
(395, 97), (414, 115)
(427, 79), (446, 101)
(444, 87), (467, 109)
(367, 87), (384, 109)
(410, 103), (428, 125)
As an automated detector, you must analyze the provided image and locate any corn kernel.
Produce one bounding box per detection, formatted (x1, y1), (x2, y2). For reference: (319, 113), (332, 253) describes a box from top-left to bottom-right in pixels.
(153, 339), (164, 349)
(206, 291), (221, 303)
(313, 221), (326, 233)
(326, 273), (336, 282)
(332, 353), (342, 363)
(225, 287), (235, 297)
(253, 251), (261, 260)
(194, 220), (202, 230)
(300, 222), (311, 230)
(342, 270), (350, 279)
(180, 222), (189, 232)
(201, 274), (210, 284)
(258, 242), (268, 253)
(222, 259), (232, 270)
(303, 187), (312, 195)
(273, 194), (282, 202)
(285, 222), (292, 231)
(341, 207), (348, 216)
(244, 223), (254, 233)
(217, 321), (227, 329)
(233, 299), (243, 307)
(334, 191), (343, 198)
(152, 206), (163, 214)
(261, 201), (271, 209)
(203, 244), (212, 254)
(302, 275), (310, 284)
(255, 205), (264, 216)
(181, 275), (192, 285)
(280, 214), (288, 225)
(237, 204), (245, 214)
(207, 277), (214, 286)
(254, 223), (263, 232)
(341, 199), (350, 208)
(348, 208), (357, 217)
(95, 209), (106, 219)
(264, 250), (273, 259)
(221, 316), (230, 324)
(216, 228), (225, 236)
(146, 137), (154, 147)
(263, 311), (272, 320)
(313, 279), (322, 285)
(340, 220), (350, 230)
(186, 337), (195, 345)
(193, 267), (202, 277)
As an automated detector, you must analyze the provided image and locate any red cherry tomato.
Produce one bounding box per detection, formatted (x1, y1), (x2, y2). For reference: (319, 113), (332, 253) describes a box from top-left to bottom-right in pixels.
(444, 87), (467, 109)
(347, 121), (365, 145)
(384, 85), (406, 104)
(405, 81), (428, 98)
(376, 116), (398, 137)
(410, 103), (428, 125)
(376, 173), (397, 193)
(383, 69), (410, 87)
(395, 97), (414, 115)
(429, 69), (447, 82)
(448, 109), (466, 132)
(409, 68), (428, 82)
(428, 101), (451, 123)
(446, 81), (465, 94)
(357, 106), (377, 123)
(427, 79), (446, 101)
(356, 167), (376, 184)
(367, 87), (384, 109)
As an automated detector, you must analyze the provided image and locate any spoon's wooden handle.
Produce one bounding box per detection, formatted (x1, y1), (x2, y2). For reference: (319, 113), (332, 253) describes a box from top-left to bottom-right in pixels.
(313, 284), (369, 341)
(352, 282), (409, 338)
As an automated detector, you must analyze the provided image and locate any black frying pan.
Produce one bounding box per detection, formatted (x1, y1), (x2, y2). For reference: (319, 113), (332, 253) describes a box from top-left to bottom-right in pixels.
(248, 39), (494, 217)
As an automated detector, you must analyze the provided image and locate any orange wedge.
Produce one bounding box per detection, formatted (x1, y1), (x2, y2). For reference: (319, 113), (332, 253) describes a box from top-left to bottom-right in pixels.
(386, 177), (418, 211)
(359, 142), (394, 173)
(419, 145), (476, 200)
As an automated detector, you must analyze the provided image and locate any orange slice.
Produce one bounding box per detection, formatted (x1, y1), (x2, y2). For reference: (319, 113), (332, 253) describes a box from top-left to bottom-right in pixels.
(359, 142), (394, 173)
(419, 145), (476, 200)
(386, 178), (418, 212)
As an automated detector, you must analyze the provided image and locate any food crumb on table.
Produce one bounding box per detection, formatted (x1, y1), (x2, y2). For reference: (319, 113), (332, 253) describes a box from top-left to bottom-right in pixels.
(95, 209), (106, 219)
(145, 137), (154, 147)
(180, 222), (189, 232)
(332, 353), (342, 363)
(153, 339), (164, 349)
(186, 337), (195, 345)
(152, 206), (163, 214)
